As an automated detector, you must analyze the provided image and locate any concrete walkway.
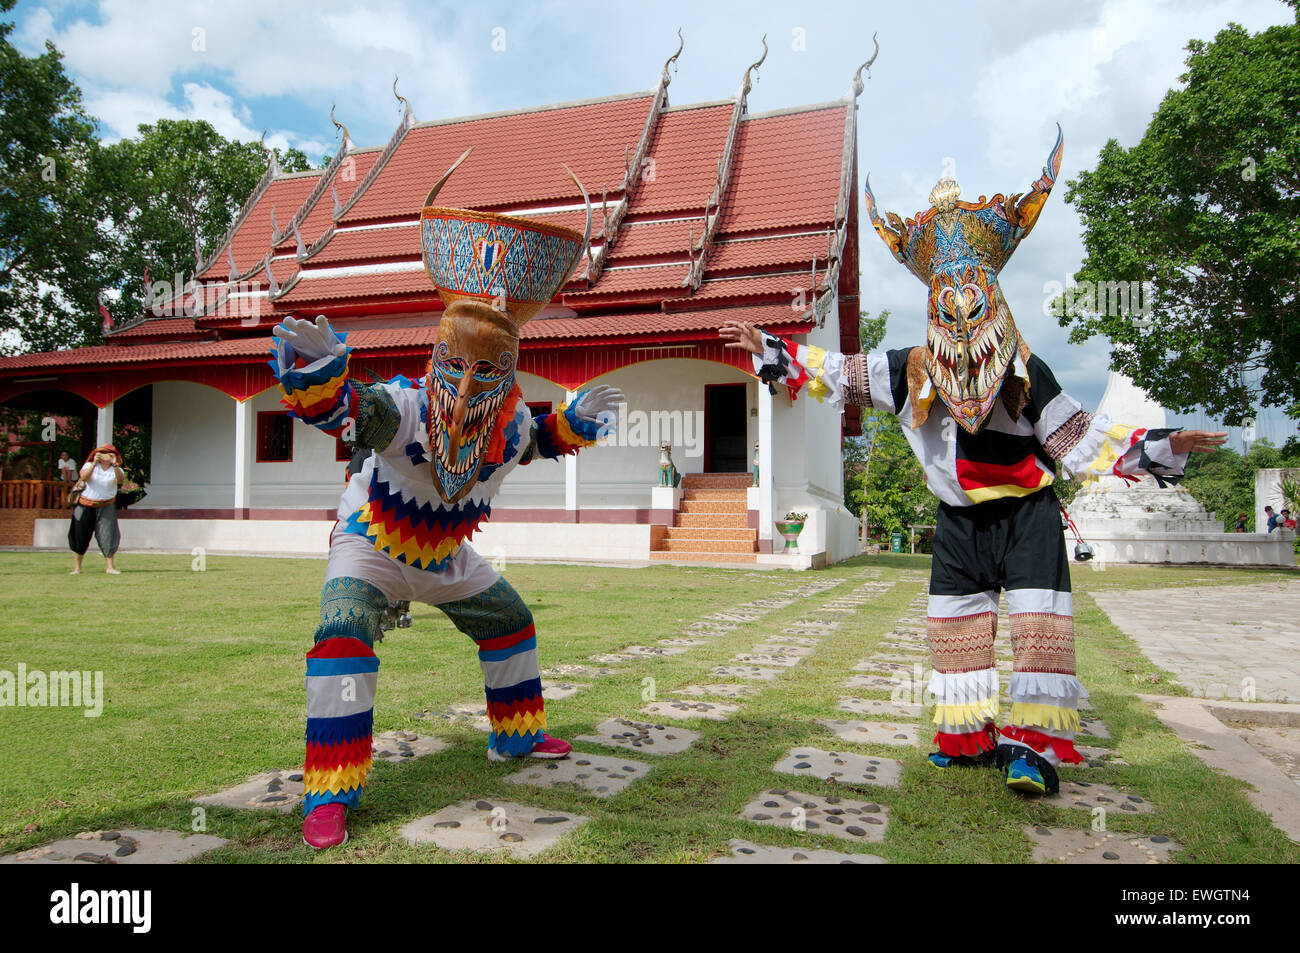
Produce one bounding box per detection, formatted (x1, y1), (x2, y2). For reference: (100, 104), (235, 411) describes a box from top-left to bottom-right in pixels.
(1091, 580), (1300, 703)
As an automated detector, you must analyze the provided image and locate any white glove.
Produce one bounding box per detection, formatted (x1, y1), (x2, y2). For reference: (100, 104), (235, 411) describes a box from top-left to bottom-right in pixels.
(271, 315), (347, 375)
(574, 385), (624, 426)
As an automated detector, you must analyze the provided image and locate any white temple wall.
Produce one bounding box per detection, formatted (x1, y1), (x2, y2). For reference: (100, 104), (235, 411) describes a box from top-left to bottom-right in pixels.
(143, 381), (237, 508)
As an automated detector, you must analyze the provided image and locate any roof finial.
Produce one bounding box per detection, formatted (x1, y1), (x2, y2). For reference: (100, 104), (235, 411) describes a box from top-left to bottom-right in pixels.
(662, 28), (684, 87)
(330, 103), (351, 149)
(742, 34), (768, 99)
(851, 33), (881, 98)
(393, 76), (413, 122)
(259, 128), (279, 174)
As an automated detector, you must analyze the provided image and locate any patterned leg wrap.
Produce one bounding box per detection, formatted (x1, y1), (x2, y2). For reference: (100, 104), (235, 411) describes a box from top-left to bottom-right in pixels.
(1000, 590), (1088, 767)
(303, 576), (387, 815)
(440, 577), (546, 757)
(926, 593), (1001, 758)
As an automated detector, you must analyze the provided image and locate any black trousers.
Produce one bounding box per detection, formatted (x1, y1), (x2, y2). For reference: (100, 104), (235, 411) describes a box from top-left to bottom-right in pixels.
(68, 503), (120, 558)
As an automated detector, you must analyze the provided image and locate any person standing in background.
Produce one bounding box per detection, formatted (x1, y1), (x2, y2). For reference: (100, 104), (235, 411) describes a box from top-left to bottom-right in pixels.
(68, 444), (124, 575)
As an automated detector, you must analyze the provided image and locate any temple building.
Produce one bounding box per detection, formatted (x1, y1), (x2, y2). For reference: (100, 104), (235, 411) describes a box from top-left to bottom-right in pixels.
(0, 41), (871, 566)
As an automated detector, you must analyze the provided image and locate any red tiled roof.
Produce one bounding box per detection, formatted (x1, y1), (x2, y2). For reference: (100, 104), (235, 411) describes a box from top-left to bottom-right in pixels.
(717, 105), (846, 234)
(524, 303), (811, 340)
(686, 273), (814, 303)
(608, 217), (700, 261)
(306, 225), (422, 266)
(341, 95), (654, 224)
(199, 174), (322, 280)
(565, 264), (690, 297)
(274, 268), (434, 305)
(109, 317), (204, 339)
(275, 150), (381, 251)
(631, 105), (733, 214)
(705, 231), (832, 272)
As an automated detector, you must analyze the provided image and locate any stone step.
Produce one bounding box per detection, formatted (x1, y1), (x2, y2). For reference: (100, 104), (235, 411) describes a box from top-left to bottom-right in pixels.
(664, 526), (757, 542)
(681, 473), (752, 490)
(682, 488), (749, 502)
(674, 511), (750, 529)
(660, 537), (757, 554)
(650, 551), (758, 564)
(679, 498), (747, 515)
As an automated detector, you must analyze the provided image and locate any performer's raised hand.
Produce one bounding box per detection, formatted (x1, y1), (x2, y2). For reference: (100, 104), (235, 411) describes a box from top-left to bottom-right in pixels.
(574, 384), (625, 424)
(1169, 430), (1228, 455)
(272, 314), (346, 372)
(719, 320), (765, 356)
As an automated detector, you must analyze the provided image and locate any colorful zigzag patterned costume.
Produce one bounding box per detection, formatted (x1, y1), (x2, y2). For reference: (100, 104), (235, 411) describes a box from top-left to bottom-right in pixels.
(272, 334), (602, 815)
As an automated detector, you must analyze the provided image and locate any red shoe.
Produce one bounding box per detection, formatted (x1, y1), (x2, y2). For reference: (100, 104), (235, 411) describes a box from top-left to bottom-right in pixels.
(302, 803), (348, 849)
(487, 733), (572, 762)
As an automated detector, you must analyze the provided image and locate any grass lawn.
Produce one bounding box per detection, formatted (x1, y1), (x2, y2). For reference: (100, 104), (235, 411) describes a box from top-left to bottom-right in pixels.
(0, 550), (1296, 863)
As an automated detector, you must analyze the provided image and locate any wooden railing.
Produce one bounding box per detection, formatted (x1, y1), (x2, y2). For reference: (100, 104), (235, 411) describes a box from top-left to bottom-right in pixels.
(0, 480), (69, 509)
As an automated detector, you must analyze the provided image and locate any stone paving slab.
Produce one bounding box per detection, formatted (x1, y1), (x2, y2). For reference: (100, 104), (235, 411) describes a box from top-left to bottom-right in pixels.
(1092, 581), (1300, 704)
(751, 643), (816, 658)
(762, 635), (821, 647)
(1024, 825), (1181, 864)
(785, 619), (841, 632)
(2, 829), (227, 865)
(852, 659), (913, 675)
(540, 680), (587, 701)
(817, 718), (920, 747)
(838, 697), (924, 719)
(1048, 780), (1154, 814)
(731, 652), (802, 668)
(592, 645), (689, 662)
(1140, 694), (1300, 841)
(194, 769), (304, 813)
(774, 747), (903, 788)
(673, 683), (758, 699)
(685, 622), (737, 635)
(372, 730), (448, 763)
(656, 637), (711, 648)
(711, 838), (885, 864)
(741, 788), (890, 843)
(845, 673), (904, 693)
(641, 699), (739, 721)
(1075, 744), (1130, 767)
(1078, 715), (1111, 740)
(577, 718), (700, 754)
(399, 799), (589, 858)
(543, 663), (621, 679)
(503, 753), (652, 798)
(712, 665), (783, 681)
(444, 702), (490, 732)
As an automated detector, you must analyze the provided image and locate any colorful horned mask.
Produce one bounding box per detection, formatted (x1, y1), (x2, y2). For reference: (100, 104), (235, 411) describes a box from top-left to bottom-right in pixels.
(864, 126), (1064, 433)
(420, 150), (591, 503)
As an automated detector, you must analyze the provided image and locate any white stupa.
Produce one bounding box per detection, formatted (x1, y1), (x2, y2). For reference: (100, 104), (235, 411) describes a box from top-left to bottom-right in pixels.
(1064, 370), (1288, 564)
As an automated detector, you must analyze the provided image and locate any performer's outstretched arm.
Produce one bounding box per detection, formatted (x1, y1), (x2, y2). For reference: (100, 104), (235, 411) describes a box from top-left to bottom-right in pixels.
(1022, 354), (1226, 486)
(269, 315), (401, 452)
(719, 320), (878, 408)
(519, 384), (623, 465)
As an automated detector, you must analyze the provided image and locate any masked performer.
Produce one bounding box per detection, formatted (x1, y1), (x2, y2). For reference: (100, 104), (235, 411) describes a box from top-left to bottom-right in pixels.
(721, 128), (1225, 797)
(273, 153), (622, 848)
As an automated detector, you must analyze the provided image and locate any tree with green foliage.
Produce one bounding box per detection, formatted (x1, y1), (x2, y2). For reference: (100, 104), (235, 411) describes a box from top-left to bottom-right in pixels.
(1061, 2), (1300, 424)
(96, 120), (310, 328)
(0, 0), (105, 354)
(1, 0), (313, 354)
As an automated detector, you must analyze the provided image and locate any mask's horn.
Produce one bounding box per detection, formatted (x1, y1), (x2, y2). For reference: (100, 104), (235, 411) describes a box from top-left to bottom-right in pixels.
(1008, 124), (1063, 234)
(424, 147), (474, 208)
(563, 164), (592, 270)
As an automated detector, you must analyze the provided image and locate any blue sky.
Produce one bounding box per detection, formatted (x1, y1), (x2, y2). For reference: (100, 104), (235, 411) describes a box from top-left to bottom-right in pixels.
(13, 0), (1297, 444)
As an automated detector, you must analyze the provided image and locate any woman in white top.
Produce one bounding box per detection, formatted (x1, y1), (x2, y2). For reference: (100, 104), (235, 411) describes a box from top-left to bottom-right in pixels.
(68, 443), (124, 574)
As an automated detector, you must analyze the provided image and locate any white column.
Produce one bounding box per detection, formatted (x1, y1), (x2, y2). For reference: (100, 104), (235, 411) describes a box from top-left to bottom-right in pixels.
(95, 402), (114, 447)
(234, 398), (253, 515)
(758, 384), (774, 545)
(564, 389), (579, 520)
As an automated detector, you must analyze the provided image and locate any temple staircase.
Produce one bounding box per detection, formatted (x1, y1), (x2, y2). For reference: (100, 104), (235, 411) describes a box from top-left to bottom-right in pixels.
(650, 473), (757, 563)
